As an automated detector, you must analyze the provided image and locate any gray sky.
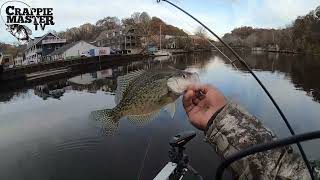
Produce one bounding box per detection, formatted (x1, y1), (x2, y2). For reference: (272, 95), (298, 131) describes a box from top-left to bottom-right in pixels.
(0, 0), (319, 44)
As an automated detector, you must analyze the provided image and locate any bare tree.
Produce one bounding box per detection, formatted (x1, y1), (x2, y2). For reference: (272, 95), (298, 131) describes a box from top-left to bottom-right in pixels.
(131, 12), (141, 23)
(194, 26), (207, 37)
(121, 18), (135, 27)
(95, 16), (120, 30)
(132, 12), (152, 47)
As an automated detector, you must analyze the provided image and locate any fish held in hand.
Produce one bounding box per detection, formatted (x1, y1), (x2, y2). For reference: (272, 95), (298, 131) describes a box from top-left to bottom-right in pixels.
(90, 68), (200, 135)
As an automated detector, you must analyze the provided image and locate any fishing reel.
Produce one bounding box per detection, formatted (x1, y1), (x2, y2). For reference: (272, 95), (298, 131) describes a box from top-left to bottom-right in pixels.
(154, 131), (203, 180)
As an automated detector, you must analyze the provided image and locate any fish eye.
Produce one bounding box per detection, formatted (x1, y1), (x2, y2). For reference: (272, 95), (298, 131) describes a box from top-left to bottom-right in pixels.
(182, 74), (186, 78)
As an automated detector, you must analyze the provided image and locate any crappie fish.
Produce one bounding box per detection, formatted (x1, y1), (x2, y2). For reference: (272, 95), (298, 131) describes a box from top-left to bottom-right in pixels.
(90, 68), (200, 135)
(6, 24), (32, 44)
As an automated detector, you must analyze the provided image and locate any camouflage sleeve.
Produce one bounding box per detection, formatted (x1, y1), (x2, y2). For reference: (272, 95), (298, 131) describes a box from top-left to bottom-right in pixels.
(205, 102), (310, 179)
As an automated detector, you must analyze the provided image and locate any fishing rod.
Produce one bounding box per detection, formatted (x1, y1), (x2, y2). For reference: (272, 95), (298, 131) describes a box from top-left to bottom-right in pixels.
(158, 130), (320, 179)
(156, 0), (315, 179)
(216, 130), (320, 179)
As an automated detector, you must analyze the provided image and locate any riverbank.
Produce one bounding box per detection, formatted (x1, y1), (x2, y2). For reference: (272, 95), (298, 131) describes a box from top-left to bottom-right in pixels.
(0, 54), (148, 81)
(252, 49), (319, 55)
(1, 48), (215, 81)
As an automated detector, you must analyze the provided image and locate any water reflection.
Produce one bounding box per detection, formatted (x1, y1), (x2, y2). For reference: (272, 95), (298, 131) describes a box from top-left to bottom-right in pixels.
(1, 52), (319, 104)
(0, 52), (320, 180)
(238, 53), (320, 103)
(26, 53), (212, 101)
(34, 80), (69, 100)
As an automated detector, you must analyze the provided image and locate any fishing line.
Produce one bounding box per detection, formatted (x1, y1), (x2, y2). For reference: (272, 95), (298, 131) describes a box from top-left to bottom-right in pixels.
(203, 38), (239, 70)
(137, 136), (152, 180)
(159, 2), (238, 70)
(156, 0), (315, 179)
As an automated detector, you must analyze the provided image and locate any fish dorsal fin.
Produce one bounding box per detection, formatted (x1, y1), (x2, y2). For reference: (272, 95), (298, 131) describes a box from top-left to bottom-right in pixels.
(127, 110), (160, 127)
(164, 103), (176, 119)
(115, 69), (145, 104)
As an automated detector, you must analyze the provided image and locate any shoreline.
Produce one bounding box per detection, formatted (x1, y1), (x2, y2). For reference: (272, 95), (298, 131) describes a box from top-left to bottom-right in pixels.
(0, 49), (215, 82)
(251, 49), (319, 56)
(1, 54), (149, 81)
(1, 48), (317, 82)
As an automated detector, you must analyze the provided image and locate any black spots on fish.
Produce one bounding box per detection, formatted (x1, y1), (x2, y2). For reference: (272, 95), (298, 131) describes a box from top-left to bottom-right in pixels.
(90, 109), (120, 136)
(6, 24), (32, 44)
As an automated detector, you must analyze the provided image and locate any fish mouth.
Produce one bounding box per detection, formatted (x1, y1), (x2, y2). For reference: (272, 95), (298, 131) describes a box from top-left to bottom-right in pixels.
(168, 89), (181, 98)
(167, 71), (200, 95)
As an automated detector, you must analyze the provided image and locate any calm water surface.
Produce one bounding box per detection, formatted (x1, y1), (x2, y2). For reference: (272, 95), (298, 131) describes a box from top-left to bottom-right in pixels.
(0, 52), (320, 179)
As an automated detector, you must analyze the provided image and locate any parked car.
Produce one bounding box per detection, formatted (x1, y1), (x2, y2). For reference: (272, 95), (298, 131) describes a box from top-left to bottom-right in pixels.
(80, 52), (90, 57)
(110, 49), (131, 55)
(29, 60), (35, 64)
(110, 49), (116, 55)
(115, 49), (122, 54)
(122, 50), (132, 54)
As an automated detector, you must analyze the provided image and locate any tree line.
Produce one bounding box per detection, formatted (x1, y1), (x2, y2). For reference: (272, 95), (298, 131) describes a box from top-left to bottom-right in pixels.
(0, 43), (24, 57)
(222, 6), (320, 54)
(57, 12), (187, 43)
(0, 11), (187, 57)
(2, 6), (320, 56)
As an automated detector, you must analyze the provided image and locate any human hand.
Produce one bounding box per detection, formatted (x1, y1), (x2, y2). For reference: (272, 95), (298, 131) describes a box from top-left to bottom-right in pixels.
(183, 85), (227, 130)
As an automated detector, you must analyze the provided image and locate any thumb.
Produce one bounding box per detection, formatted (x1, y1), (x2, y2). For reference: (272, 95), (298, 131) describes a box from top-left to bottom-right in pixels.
(183, 90), (194, 111)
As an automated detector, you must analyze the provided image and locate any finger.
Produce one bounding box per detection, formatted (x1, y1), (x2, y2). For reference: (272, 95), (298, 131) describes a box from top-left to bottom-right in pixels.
(185, 84), (197, 92)
(183, 89), (195, 108)
(185, 104), (194, 113)
(203, 84), (220, 93)
(195, 90), (206, 100)
(192, 97), (200, 105)
(200, 85), (209, 94)
(192, 85), (208, 95)
(198, 94), (206, 101)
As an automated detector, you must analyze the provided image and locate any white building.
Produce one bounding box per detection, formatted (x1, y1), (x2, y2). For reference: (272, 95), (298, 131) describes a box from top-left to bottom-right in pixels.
(24, 33), (66, 64)
(14, 56), (23, 66)
(48, 41), (110, 61)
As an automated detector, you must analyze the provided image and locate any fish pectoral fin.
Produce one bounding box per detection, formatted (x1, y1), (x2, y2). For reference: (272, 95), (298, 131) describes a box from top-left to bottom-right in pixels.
(127, 111), (160, 127)
(164, 103), (176, 119)
(90, 109), (119, 136)
(115, 69), (145, 104)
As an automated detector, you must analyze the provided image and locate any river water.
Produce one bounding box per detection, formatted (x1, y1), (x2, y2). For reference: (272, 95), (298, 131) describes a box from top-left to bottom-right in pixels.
(0, 52), (319, 179)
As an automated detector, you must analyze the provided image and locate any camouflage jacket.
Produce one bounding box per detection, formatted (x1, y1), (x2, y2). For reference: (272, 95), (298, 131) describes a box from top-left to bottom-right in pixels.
(205, 102), (310, 179)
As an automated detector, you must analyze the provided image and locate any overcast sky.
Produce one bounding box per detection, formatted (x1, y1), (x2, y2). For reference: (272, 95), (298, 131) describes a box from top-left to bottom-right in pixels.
(0, 0), (319, 44)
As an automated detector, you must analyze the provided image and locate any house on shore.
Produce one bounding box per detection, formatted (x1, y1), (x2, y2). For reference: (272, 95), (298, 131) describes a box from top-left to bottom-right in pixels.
(165, 35), (177, 49)
(94, 26), (141, 53)
(0, 54), (14, 68)
(24, 33), (66, 65)
(47, 40), (98, 61)
(252, 47), (265, 51)
(14, 56), (24, 66)
(267, 44), (280, 52)
(188, 35), (207, 49)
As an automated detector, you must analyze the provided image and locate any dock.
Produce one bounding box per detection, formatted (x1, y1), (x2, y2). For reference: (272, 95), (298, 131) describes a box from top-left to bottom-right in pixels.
(0, 54), (149, 81)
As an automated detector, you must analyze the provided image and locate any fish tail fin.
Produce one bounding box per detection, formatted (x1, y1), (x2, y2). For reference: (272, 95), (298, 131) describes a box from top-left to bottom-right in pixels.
(90, 109), (119, 136)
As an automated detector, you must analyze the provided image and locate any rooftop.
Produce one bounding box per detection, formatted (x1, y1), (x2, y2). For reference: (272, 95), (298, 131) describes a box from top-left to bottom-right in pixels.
(47, 40), (96, 56)
(47, 41), (79, 56)
(25, 33), (64, 50)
